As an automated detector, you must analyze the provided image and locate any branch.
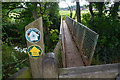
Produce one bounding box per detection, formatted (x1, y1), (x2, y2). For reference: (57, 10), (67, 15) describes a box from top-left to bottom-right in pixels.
(3, 58), (28, 73)
(38, 2), (47, 15)
(32, 2), (38, 20)
(38, 3), (42, 14)
(42, 3), (47, 15)
(66, 2), (72, 11)
(6, 6), (27, 16)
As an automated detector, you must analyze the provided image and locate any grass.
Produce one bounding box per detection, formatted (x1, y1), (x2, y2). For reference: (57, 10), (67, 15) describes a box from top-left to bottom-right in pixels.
(59, 10), (89, 21)
(59, 10), (89, 15)
(59, 10), (75, 16)
(60, 10), (120, 21)
(59, 10), (120, 16)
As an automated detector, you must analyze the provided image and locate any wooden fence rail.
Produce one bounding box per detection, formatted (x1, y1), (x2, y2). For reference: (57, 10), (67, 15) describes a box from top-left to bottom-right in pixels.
(59, 63), (120, 78)
(8, 62), (120, 79)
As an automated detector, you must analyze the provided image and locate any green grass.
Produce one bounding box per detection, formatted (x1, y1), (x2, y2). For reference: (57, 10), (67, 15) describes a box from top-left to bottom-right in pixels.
(60, 10), (120, 21)
(59, 10), (89, 21)
(59, 10), (76, 16)
(59, 10), (89, 16)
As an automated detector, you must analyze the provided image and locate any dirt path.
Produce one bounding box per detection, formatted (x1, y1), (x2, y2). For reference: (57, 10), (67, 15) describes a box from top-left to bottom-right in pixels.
(63, 20), (84, 67)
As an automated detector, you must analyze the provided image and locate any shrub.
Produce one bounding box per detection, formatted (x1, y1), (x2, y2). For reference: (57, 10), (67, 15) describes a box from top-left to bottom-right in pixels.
(82, 13), (120, 64)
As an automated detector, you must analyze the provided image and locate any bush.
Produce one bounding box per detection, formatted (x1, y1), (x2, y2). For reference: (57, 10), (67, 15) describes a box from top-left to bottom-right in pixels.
(2, 42), (29, 79)
(82, 13), (120, 64)
(45, 29), (59, 52)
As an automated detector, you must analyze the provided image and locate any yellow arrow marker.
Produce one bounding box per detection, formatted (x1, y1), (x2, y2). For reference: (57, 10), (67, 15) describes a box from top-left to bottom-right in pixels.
(30, 46), (40, 56)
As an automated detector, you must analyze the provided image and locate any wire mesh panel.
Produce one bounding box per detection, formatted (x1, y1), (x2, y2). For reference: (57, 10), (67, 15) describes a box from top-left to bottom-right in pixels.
(66, 16), (99, 66)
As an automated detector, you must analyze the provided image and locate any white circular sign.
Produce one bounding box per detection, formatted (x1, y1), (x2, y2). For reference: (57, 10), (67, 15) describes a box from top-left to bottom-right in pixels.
(25, 28), (41, 43)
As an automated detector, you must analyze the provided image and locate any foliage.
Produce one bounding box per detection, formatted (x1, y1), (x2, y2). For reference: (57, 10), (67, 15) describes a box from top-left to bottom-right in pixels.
(2, 42), (29, 79)
(45, 29), (59, 52)
(2, 2), (60, 79)
(57, 48), (63, 68)
(81, 2), (120, 65)
(2, 2), (60, 47)
(82, 12), (120, 64)
(47, 3), (60, 30)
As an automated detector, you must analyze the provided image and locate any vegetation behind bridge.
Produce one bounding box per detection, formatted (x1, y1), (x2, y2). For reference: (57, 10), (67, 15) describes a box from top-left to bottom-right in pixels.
(2, 2), (60, 79)
(2, 1), (120, 79)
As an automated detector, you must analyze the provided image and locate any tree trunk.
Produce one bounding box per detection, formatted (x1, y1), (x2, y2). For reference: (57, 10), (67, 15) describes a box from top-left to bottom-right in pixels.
(89, 2), (94, 19)
(97, 2), (104, 17)
(76, 2), (81, 23)
(70, 9), (72, 18)
(66, 2), (73, 18)
(69, 7), (73, 18)
(32, 2), (38, 20)
(110, 2), (120, 20)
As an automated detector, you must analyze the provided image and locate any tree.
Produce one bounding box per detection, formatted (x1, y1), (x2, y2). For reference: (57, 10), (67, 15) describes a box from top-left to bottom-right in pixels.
(95, 2), (104, 17)
(81, 1), (120, 65)
(2, 2), (60, 48)
(66, 2), (73, 18)
(2, 2), (60, 79)
(76, 2), (81, 23)
(32, 2), (39, 20)
(89, 2), (94, 19)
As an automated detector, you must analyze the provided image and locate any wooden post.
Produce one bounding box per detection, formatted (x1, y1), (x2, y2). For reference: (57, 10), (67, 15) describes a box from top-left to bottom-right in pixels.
(61, 16), (66, 67)
(42, 52), (58, 79)
(25, 17), (44, 78)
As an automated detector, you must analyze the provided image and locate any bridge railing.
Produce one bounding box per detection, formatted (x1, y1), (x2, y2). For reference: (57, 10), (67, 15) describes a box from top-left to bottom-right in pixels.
(66, 16), (99, 66)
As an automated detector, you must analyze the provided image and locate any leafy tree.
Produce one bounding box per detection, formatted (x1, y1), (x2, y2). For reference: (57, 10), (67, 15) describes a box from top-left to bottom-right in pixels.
(65, 2), (73, 18)
(82, 1), (120, 64)
(109, 2), (120, 20)
(95, 2), (104, 17)
(2, 2), (60, 79)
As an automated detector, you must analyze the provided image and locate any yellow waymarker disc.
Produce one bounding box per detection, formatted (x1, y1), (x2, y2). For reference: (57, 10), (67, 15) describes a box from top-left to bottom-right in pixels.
(27, 45), (42, 59)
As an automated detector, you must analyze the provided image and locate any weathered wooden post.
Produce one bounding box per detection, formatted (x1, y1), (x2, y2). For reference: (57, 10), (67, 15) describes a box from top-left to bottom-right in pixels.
(60, 16), (66, 67)
(25, 17), (44, 78)
(42, 52), (58, 79)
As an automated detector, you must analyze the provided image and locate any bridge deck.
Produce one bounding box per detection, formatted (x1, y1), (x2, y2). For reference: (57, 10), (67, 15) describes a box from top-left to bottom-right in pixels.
(63, 20), (84, 67)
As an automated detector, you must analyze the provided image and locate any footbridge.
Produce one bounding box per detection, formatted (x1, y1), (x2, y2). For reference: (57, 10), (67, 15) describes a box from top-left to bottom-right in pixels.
(9, 16), (120, 79)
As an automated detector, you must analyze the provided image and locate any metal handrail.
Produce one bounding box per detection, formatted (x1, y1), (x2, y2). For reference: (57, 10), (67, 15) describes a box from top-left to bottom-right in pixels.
(66, 16), (99, 66)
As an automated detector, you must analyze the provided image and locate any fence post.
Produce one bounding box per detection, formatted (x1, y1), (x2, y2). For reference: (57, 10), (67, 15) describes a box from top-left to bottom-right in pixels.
(42, 52), (58, 79)
(25, 17), (44, 78)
